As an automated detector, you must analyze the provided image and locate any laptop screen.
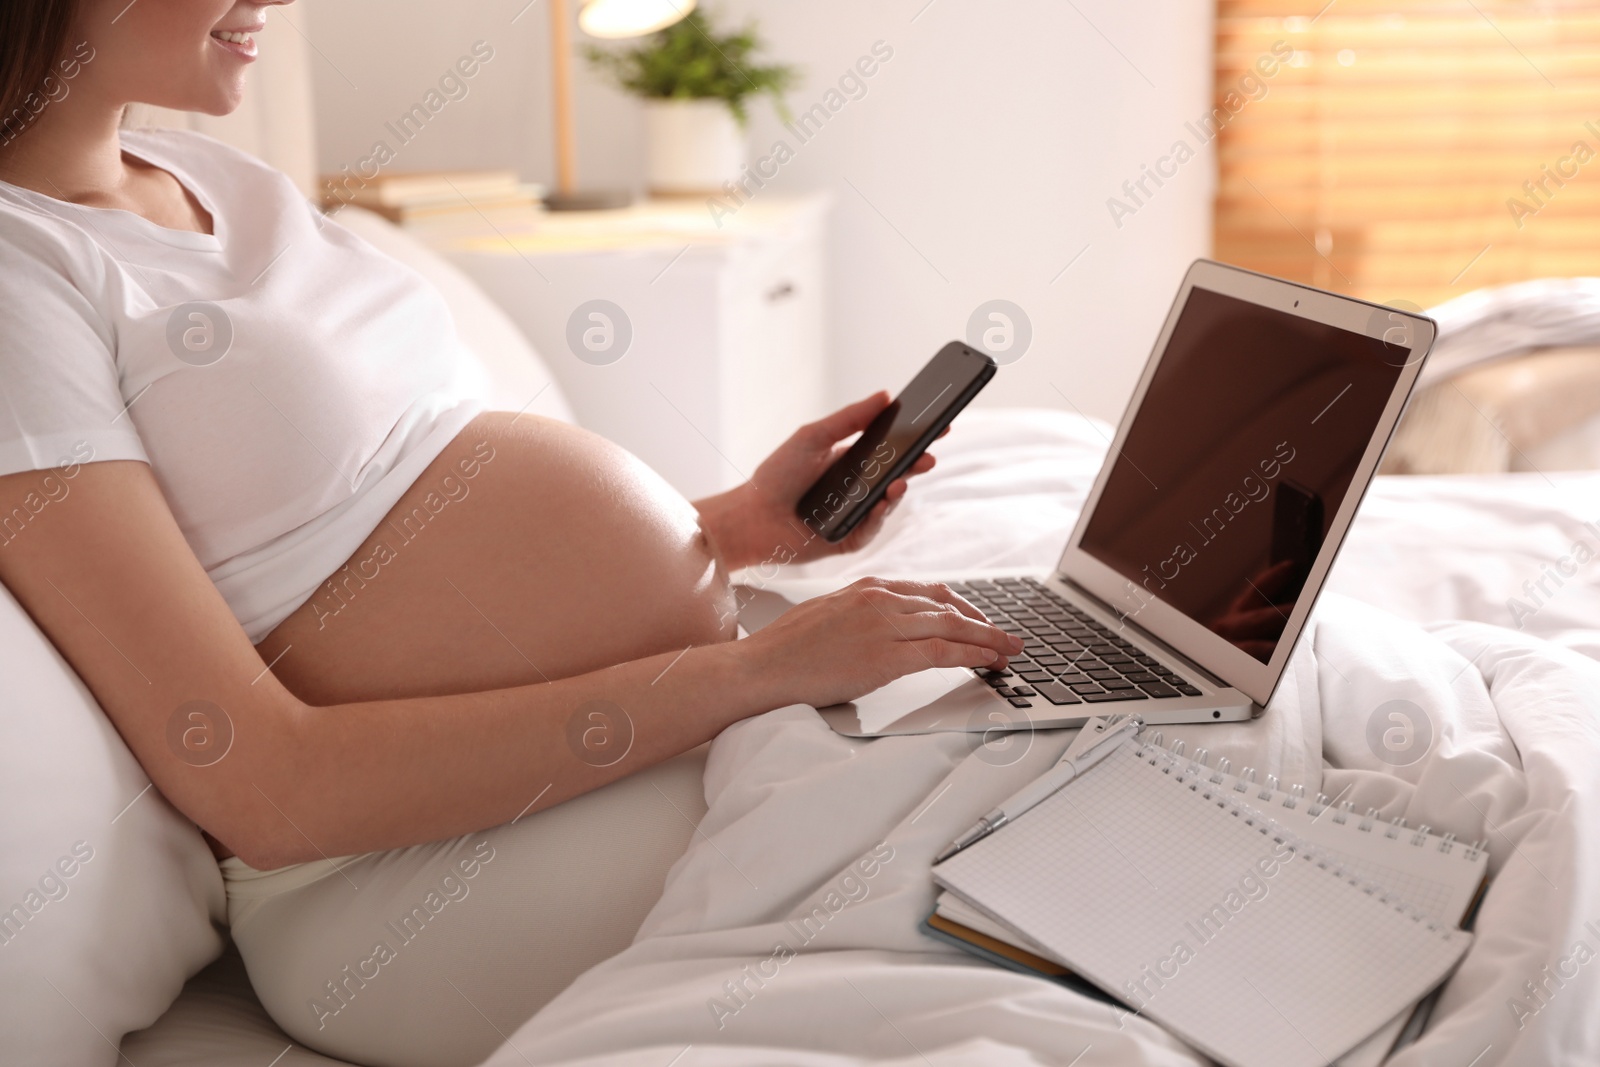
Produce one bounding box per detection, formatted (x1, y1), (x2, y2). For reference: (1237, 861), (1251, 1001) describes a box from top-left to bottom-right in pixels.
(1077, 286), (1407, 664)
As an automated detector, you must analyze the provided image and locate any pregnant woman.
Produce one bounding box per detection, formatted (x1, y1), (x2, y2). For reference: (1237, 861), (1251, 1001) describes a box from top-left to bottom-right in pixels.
(0, 1), (1017, 1063)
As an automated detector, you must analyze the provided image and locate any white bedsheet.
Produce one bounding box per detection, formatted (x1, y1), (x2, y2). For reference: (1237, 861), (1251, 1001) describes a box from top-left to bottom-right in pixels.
(481, 411), (1600, 1066)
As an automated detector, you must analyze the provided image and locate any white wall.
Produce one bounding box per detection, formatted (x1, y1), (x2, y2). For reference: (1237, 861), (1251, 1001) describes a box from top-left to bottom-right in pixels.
(301, 0), (1213, 422)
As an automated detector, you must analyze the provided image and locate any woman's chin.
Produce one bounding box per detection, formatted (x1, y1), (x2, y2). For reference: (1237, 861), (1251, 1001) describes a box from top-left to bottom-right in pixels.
(195, 82), (248, 117)
(145, 75), (248, 118)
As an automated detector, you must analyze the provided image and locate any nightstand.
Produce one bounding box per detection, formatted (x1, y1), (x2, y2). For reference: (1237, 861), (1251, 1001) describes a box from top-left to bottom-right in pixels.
(410, 194), (831, 499)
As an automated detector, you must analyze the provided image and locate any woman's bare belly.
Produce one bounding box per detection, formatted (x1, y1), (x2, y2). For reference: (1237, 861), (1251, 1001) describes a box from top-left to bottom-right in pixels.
(255, 412), (738, 707)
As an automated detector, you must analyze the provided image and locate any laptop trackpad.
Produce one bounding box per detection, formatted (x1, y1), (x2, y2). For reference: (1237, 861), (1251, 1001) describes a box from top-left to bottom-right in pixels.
(834, 668), (995, 734)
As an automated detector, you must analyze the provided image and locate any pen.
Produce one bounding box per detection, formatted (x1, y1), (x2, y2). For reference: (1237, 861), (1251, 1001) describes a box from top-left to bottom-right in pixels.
(934, 714), (1143, 864)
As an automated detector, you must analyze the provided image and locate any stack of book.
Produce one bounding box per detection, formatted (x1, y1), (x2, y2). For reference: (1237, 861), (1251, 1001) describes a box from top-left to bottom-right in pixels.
(927, 728), (1490, 1067)
(319, 170), (543, 225)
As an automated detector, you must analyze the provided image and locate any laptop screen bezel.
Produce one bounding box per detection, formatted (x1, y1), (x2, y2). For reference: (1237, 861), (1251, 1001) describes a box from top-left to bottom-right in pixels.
(1055, 259), (1436, 707)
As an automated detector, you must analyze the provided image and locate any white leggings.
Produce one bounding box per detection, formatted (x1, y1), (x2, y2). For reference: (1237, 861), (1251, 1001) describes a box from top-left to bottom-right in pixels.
(223, 747), (708, 1067)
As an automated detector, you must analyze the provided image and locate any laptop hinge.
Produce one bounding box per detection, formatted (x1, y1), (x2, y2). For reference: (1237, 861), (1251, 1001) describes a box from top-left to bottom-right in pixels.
(1055, 575), (1235, 691)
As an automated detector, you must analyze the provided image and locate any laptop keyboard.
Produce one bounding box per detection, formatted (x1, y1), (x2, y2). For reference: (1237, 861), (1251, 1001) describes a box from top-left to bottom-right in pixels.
(944, 577), (1202, 710)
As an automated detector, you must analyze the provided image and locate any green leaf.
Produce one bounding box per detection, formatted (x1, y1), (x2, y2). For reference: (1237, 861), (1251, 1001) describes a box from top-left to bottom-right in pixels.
(582, 8), (798, 127)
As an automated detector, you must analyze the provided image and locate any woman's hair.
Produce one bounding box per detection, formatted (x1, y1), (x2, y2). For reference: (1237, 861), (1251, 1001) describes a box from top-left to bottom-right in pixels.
(0, 0), (81, 144)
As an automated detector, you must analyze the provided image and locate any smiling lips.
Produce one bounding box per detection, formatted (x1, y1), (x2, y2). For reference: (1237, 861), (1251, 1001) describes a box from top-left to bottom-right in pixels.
(210, 26), (263, 59)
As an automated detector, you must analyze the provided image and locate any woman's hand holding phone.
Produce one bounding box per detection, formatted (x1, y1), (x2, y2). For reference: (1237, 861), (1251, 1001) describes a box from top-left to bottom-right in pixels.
(692, 347), (1003, 709)
(796, 342), (995, 543)
(692, 392), (938, 571)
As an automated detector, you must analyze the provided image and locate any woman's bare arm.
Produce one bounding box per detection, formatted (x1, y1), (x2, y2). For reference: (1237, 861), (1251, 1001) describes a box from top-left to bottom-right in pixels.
(0, 461), (1016, 870)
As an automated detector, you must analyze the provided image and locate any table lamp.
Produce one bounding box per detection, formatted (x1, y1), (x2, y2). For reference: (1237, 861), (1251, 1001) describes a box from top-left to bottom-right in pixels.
(544, 0), (696, 211)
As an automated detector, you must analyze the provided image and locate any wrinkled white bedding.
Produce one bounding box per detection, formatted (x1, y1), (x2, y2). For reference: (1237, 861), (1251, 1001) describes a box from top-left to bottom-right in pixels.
(481, 411), (1600, 1067)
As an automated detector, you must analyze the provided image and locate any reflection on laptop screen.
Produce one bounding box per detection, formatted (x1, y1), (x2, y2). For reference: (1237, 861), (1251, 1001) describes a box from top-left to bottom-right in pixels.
(1078, 287), (1406, 663)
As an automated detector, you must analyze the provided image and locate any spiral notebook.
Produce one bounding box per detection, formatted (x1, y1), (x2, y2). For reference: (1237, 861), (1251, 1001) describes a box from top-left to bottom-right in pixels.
(931, 730), (1484, 1067)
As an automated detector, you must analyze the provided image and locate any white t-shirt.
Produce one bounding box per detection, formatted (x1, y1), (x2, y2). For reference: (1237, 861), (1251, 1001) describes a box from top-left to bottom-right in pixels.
(0, 128), (486, 642)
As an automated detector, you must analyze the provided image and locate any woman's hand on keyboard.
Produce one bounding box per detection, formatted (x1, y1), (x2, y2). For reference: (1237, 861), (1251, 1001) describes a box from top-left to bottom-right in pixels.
(743, 577), (1022, 709)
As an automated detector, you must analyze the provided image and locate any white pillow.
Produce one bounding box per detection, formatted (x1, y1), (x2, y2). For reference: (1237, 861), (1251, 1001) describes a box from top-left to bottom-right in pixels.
(0, 581), (226, 1066)
(325, 206), (578, 426)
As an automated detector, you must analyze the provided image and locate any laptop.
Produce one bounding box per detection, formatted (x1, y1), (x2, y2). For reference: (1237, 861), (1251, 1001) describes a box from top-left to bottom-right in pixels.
(740, 260), (1436, 737)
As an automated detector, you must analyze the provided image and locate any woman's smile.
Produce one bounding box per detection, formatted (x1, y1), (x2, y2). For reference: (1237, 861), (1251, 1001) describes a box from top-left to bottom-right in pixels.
(209, 21), (264, 60)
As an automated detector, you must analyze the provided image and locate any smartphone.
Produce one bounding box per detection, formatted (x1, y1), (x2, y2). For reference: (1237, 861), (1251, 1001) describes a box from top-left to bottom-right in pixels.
(796, 341), (997, 543)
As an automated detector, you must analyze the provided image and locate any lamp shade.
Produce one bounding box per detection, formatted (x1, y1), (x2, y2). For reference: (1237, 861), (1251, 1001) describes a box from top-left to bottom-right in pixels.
(578, 0), (695, 38)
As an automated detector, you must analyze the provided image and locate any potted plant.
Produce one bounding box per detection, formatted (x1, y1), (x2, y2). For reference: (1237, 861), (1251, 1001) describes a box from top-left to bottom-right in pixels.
(585, 10), (796, 195)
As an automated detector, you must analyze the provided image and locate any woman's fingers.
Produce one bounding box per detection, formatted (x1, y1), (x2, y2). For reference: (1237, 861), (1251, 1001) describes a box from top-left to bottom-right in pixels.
(901, 639), (1004, 672)
(808, 394), (950, 451)
(804, 391), (890, 448)
(758, 575), (1024, 707)
(903, 605), (1018, 654)
(853, 581), (1017, 659)
(835, 494), (895, 553)
(832, 473), (913, 551)
(877, 577), (991, 626)
(909, 598), (1015, 659)
(932, 623), (1016, 668)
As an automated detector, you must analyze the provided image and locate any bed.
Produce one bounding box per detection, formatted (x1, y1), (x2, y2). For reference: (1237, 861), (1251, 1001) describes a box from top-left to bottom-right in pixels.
(453, 412), (1600, 1067)
(101, 408), (1600, 1066)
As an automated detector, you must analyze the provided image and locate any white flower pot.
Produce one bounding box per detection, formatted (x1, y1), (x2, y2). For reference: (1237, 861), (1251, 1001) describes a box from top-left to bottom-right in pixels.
(643, 99), (746, 195)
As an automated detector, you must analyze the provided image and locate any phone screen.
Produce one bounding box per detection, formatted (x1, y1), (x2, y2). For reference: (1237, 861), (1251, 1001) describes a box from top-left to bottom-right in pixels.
(797, 342), (995, 542)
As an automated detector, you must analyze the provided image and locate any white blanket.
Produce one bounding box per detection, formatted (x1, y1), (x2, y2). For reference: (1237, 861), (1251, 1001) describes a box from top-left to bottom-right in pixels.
(485, 411), (1600, 1067)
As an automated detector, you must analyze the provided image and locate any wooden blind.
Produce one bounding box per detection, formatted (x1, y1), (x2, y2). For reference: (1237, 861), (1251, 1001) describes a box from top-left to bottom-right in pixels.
(1215, 0), (1600, 308)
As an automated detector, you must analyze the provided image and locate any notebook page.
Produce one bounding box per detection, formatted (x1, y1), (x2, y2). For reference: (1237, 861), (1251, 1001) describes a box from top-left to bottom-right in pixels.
(1198, 761), (1488, 924)
(937, 878), (1417, 1067)
(934, 739), (1471, 1067)
(1158, 748), (1488, 1067)
(937, 884), (1405, 1067)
